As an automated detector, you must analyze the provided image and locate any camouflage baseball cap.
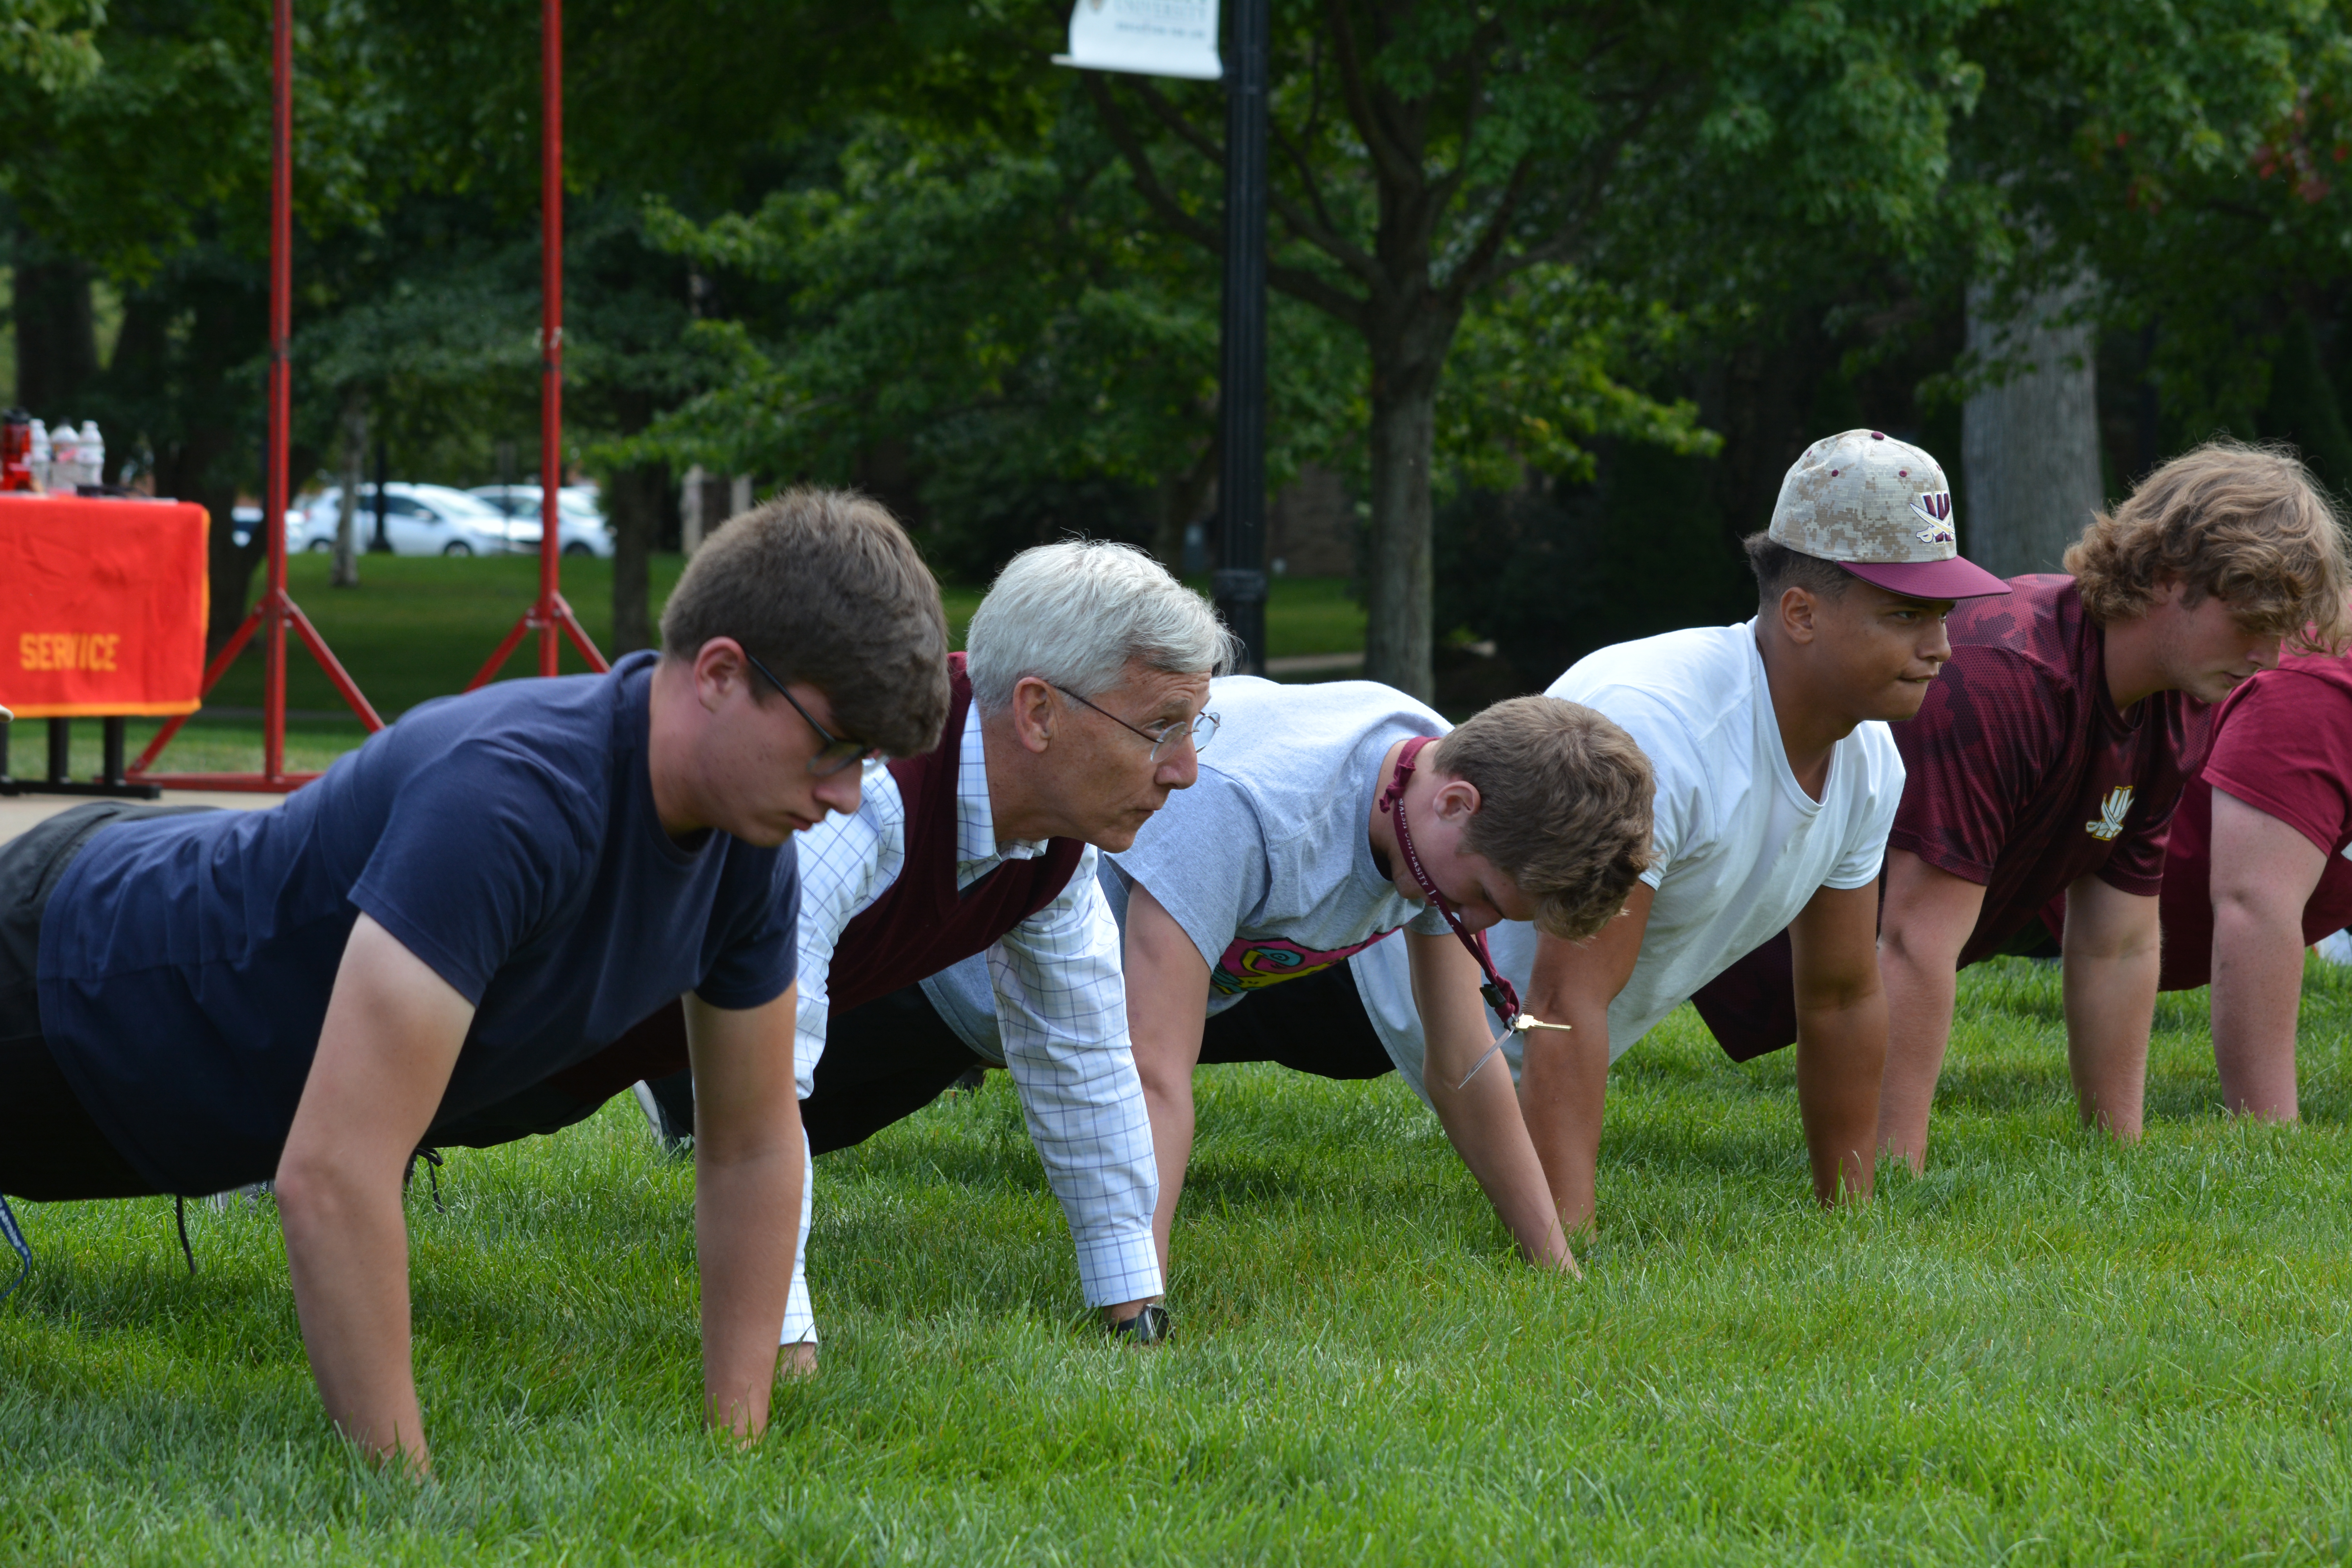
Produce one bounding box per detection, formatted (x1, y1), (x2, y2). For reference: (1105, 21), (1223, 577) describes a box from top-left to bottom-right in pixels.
(1769, 429), (2009, 600)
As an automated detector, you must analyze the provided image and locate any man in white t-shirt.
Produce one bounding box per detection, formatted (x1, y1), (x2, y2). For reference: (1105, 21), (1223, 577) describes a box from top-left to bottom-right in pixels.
(1355, 429), (2009, 1227)
(932, 681), (1655, 1275)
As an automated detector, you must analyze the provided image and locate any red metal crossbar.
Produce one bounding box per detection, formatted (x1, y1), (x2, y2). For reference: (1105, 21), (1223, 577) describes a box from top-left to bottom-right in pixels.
(131, 0), (599, 789)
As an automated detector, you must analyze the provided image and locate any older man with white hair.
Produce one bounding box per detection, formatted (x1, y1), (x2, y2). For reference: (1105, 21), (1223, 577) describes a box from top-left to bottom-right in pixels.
(438, 539), (1229, 1358)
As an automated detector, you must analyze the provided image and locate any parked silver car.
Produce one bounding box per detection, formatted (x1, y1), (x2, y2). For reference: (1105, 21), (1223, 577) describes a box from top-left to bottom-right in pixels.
(467, 484), (614, 558)
(295, 484), (512, 557)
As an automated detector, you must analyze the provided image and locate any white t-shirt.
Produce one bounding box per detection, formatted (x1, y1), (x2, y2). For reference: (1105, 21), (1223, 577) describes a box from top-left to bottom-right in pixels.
(1355, 620), (1904, 1097)
(925, 677), (1452, 1050)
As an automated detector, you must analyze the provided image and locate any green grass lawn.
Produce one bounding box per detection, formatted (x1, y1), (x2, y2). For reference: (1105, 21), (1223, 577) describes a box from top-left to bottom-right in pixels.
(4, 557), (1366, 782)
(7, 958), (2351, 1561)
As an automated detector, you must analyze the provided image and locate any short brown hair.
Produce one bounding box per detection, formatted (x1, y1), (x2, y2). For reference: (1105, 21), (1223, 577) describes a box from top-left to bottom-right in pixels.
(2066, 441), (2350, 652)
(660, 488), (950, 757)
(1433, 696), (1655, 940)
(1743, 532), (1852, 608)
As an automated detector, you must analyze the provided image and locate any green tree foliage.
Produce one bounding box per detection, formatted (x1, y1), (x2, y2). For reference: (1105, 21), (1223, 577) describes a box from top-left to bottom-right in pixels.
(0, 0), (103, 91)
(1085, 0), (1985, 698)
(1436, 267), (1718, 496)
(1946, 0), (2352, 446)
(619, 111), (1362, 578)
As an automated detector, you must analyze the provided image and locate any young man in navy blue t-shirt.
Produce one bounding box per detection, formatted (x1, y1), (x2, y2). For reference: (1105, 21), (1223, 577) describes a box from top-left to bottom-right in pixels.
(0, 489), (951, 1472)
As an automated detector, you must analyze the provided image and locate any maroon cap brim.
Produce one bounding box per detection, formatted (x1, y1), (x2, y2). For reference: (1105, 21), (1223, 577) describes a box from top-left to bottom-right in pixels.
(1840, 556), (2012, 601)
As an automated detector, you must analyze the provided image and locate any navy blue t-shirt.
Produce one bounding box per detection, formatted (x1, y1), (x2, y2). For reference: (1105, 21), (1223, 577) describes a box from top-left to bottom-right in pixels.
(37, 650), (799, 1195)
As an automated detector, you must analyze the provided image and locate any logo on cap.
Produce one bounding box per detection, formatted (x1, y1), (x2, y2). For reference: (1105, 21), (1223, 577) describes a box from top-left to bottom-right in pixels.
(1910, 491), (1954, 545)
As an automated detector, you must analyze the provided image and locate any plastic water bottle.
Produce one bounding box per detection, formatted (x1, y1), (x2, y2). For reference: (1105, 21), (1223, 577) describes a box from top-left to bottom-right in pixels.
(27, 419), (48, 490)
(47, 420), (78, 486)
(78, 421), (103, 488)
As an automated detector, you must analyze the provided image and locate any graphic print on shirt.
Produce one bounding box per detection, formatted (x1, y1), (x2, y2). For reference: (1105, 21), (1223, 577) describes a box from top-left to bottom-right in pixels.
(1213, 931), (1397, 995)
(2086, 785), (2134, 841)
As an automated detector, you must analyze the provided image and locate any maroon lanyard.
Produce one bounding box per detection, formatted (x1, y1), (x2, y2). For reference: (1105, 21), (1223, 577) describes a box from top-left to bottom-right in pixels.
(1378, 735), (1525, 1029)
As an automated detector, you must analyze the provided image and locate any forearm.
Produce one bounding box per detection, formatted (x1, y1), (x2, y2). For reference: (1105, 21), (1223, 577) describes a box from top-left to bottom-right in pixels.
(695, 1108), (803, 1438)
(2210, 901), (2308, 1120)
(1001, 1031), (1165, 1308)
(1515, 1019), (1609, 1234)
(1427, 1063), (1577, 1271)
(1794, 993), (1886, 1205)
(1133, 1041), (1195, 1276)
(1874, 944), (1959, 1169)
(277, 1161), (426, 1470)
(2062, 944), (2159, 1139)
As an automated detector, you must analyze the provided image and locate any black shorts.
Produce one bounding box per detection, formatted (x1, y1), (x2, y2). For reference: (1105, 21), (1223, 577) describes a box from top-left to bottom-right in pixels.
(1197, 961), (1394, 1078)
(449, 956), (1403, 1160)
(787, 959), (1398, 1156)
(0, 803), (212, 1201)
(1689, 893), (2054, 1065)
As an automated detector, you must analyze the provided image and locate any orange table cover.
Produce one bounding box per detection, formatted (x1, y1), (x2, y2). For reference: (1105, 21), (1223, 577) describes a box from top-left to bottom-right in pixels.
(0, 495), (210, 718)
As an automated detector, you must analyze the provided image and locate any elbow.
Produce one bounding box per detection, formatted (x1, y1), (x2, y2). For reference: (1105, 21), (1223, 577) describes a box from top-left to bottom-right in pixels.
(1423, 1073), (1461, 1117)
(1874, 922), (1942, 978)
(1798, 975), (1882, 1018)
(2067, 924), (2161, 968)
(272, 1149), (362, 1241)
(2212, 886), (2299, 936)
(1128, 1034), (1188, 1102)
(695, 1094), (800, 1171)
(1793, 945), (1885, 1018)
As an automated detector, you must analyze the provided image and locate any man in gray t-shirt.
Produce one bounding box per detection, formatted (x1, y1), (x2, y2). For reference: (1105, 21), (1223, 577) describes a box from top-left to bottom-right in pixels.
(1093, 675), (1651, 1279)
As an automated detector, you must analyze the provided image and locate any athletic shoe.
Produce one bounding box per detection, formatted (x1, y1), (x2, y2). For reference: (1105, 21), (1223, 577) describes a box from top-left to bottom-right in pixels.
(633, 1075), (694, 1154)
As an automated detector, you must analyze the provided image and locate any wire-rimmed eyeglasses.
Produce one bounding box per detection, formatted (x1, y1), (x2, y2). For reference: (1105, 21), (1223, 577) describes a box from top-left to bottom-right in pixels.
(741, 648), (881, 777)
(1051, 684), (1220, 762)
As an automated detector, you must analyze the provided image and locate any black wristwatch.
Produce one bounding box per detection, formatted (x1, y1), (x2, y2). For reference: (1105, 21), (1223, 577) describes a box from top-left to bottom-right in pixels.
(1110, 1303), (1171, 1345)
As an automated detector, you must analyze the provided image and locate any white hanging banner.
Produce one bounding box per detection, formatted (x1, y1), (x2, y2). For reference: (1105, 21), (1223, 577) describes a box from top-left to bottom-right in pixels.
(1053, 0), (1222, 80)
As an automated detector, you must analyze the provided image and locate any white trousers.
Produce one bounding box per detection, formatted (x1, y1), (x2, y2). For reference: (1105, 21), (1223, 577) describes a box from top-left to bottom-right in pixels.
(779, 1130), (817, 1346)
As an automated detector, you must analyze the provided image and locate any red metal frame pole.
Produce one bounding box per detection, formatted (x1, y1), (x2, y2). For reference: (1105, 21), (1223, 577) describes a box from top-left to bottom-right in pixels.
(466, 0), (606, 692)
(265, 0), (293, 779)
(538, 0), (563, 678)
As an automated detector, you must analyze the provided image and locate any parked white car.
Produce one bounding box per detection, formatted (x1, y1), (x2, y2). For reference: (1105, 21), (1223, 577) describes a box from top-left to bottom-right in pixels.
(296, 484), (513, 557)
(467, 484), (614, 558)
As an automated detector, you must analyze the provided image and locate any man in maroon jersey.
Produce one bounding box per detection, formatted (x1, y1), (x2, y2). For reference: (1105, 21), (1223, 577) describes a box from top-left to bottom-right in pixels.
(2042, 649), (2352, 1121)
(1691, 441), (2348, 1165)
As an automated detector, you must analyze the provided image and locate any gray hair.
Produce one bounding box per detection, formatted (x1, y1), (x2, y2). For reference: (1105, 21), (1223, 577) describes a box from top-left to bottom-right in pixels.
(965, 540), (1236, 710)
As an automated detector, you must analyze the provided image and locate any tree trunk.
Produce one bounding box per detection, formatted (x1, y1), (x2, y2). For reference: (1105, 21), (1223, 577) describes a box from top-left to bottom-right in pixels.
(1148, 441), (1219, 574)
(1961, 276), (2105, 578)
(332, 388), (365, 588)
(13, 241), (98, 415)
(1361, 314), (1454, 703)
(607, 461), (666, 654)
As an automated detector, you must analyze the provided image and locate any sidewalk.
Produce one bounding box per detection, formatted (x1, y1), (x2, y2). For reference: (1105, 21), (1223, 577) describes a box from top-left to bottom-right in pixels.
(0, 789), (282, 842)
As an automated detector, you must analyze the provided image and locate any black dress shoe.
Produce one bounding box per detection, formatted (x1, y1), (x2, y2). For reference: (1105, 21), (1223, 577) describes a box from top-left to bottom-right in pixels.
(1110, 1303), (1171, 1345)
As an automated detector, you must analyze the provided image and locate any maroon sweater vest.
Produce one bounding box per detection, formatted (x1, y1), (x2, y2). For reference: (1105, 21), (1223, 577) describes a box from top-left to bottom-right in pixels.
(546, 654), (1086, 1102)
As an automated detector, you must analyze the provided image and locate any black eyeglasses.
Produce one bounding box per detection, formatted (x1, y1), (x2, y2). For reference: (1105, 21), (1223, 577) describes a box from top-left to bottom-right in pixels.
(741, 648), (879, 777)
(1051, 684), (1219, 762)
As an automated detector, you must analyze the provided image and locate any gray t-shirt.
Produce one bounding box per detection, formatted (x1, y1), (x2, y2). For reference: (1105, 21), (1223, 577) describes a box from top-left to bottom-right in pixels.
(924, 677), (1451, 1050)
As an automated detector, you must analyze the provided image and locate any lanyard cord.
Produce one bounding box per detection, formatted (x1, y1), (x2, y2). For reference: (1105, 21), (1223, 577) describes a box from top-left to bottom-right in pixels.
(1378, 736), (1524, 1028)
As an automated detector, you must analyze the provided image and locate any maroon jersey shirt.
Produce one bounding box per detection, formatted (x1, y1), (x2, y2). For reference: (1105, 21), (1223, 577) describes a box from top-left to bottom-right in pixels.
(2151, 654), (2352, 990)
(1890, 574), (2206, 968)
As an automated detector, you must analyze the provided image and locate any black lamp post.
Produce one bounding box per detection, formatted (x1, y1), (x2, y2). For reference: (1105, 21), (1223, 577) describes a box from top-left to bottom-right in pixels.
(1211, 0), (1269, 675)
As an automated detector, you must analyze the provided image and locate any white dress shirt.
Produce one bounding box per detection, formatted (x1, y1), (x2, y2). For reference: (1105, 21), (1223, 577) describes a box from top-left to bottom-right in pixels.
(780, 702), (1161, 1343)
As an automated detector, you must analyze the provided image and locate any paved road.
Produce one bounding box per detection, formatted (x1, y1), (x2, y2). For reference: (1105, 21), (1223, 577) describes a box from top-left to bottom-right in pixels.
(0, 789), (282, 843)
